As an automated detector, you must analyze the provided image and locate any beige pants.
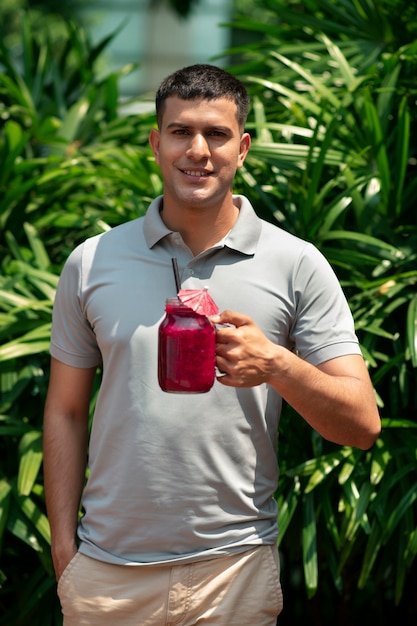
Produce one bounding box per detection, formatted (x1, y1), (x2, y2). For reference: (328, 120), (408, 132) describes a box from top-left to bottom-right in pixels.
(57, 545), (283, 625)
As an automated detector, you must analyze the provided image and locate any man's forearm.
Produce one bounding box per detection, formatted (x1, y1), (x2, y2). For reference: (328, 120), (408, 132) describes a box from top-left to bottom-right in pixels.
(214, 311), (381, 449)
(43, 412), (89, 577)
(267, 349), (380, 449)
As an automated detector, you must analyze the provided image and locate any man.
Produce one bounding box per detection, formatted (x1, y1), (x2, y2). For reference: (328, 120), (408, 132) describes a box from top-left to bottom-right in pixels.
(43, 64), (381, 625)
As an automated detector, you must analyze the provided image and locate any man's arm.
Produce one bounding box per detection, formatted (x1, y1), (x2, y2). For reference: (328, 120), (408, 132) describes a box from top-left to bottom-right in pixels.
(43, 357), (97, 580)
(214, 311), (381, 450)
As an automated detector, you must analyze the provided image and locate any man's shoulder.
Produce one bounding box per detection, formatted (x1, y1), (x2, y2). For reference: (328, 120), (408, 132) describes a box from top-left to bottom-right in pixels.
(63, 217), (146, 273)
(259, 218), (311, 251)
(84, 216), (146, 250)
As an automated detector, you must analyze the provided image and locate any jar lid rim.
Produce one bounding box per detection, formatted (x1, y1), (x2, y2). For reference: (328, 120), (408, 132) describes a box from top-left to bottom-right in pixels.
(166, 297), (184, 304)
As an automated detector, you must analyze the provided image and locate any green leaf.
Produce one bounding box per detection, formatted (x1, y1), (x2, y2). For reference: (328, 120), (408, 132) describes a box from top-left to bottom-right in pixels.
(6, 505), (44, 552)
(277, 478), (301, 546)
(23, 223), (51, 271)
(304, 448), (355, 493)
(59, 96), (90, 142)
(403, 527), (417, 567)
(17, 431), (43, 497)
(10, 482), (51, 546)
(0, 339), (51, 362)
(0, 479), (12, 546)
(370, 438), (392, 485)
(320, 33), (356, 86)
(302, 492), (318, 598)
(248, 75), (323, 118)
(358, 520), (383, 588)
(252, 96), (273, 143)
(321, 490), (340, 550)
(319, 230), (405, 263)
(406, 295), (417, 368)
(381, 485), (417, 545)
(381, 418), (417, 429)
(271, 51), (341, 109)
(5, 119), (23, 152)
(344, 481), (372, 541)
(0, 416), (32, 436)
(362, 95), (390, 204)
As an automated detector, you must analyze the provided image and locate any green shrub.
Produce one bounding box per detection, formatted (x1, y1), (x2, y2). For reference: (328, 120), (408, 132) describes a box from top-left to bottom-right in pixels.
(227, 0), (417, 620)
(0, 13), (158, 624)
(1, 2), (416, 624)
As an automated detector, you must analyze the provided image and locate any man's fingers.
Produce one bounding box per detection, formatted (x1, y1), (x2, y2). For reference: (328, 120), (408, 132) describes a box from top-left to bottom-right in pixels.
(213, 310), (253, 328)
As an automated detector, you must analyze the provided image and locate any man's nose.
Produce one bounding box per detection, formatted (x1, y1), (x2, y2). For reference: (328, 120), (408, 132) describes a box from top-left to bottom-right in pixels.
(186, 133), (210, 159)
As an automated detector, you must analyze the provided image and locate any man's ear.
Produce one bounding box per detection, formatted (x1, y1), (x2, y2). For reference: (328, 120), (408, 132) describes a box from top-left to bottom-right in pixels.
(237, 132), (251, 168)
(149, 128), (161, 164)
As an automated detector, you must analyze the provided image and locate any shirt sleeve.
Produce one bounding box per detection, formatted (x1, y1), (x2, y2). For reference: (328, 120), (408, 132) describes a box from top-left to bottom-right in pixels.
(50, 243), (102, 369)
(290, 243), (362, 366)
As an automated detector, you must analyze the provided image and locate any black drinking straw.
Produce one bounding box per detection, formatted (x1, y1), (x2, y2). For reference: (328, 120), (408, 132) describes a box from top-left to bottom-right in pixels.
(171, 257), (181, 293)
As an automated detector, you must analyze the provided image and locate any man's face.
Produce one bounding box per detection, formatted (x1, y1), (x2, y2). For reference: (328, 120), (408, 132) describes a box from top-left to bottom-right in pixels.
(149, 96), (250, 212)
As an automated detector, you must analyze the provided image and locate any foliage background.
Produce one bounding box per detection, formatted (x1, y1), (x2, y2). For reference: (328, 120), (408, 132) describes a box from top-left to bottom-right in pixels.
(0, 1), (416, 624)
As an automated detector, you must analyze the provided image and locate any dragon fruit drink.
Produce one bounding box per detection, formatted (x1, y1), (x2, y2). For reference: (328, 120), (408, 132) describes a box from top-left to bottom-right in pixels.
(158, 297), (216, 393)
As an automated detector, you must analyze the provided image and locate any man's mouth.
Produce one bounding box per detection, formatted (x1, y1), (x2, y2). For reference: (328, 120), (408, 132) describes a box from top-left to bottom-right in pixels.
(182, 169), (210, 177)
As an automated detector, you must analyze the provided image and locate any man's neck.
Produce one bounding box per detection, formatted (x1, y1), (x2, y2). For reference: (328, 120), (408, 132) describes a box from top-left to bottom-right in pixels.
(161, 198), (240, 256)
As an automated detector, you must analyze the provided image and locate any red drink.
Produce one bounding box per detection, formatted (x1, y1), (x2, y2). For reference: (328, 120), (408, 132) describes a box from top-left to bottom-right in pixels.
(158, 297), (216, 393)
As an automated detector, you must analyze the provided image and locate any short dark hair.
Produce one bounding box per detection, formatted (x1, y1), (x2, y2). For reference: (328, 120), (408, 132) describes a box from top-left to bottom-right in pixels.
(155, 64), (250, 132)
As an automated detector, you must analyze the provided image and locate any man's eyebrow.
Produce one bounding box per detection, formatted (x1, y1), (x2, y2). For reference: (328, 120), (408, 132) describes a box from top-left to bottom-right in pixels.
(166, 122), (231, 132)
(166, 123), (189, 129)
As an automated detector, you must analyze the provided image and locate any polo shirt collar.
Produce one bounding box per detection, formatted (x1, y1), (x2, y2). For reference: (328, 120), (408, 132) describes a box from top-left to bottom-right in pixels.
(143, 194), (262, 256)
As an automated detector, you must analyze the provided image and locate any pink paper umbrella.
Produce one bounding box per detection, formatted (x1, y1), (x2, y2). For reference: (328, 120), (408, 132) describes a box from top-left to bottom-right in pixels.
(178, 287), (219, 316)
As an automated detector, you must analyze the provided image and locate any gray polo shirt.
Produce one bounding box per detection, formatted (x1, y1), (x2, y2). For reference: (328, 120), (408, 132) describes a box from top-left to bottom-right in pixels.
(50, 195), (361, 565)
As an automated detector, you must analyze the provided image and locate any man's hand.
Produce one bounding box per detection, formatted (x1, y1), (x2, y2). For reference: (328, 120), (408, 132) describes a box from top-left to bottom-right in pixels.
(52, 541), (78, 581)
(213, 310), (279, 387)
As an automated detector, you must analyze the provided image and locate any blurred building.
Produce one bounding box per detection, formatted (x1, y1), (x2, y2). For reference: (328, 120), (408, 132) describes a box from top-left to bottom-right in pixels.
(78, 0), (233, 100)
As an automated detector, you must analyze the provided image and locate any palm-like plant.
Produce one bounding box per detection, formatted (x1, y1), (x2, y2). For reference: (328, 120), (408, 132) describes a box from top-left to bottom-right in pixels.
(1, 2), (416, 623)
(228, 0), (417, 619)
(0, 11), (159, 261)
(0, 13), (159, 624)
